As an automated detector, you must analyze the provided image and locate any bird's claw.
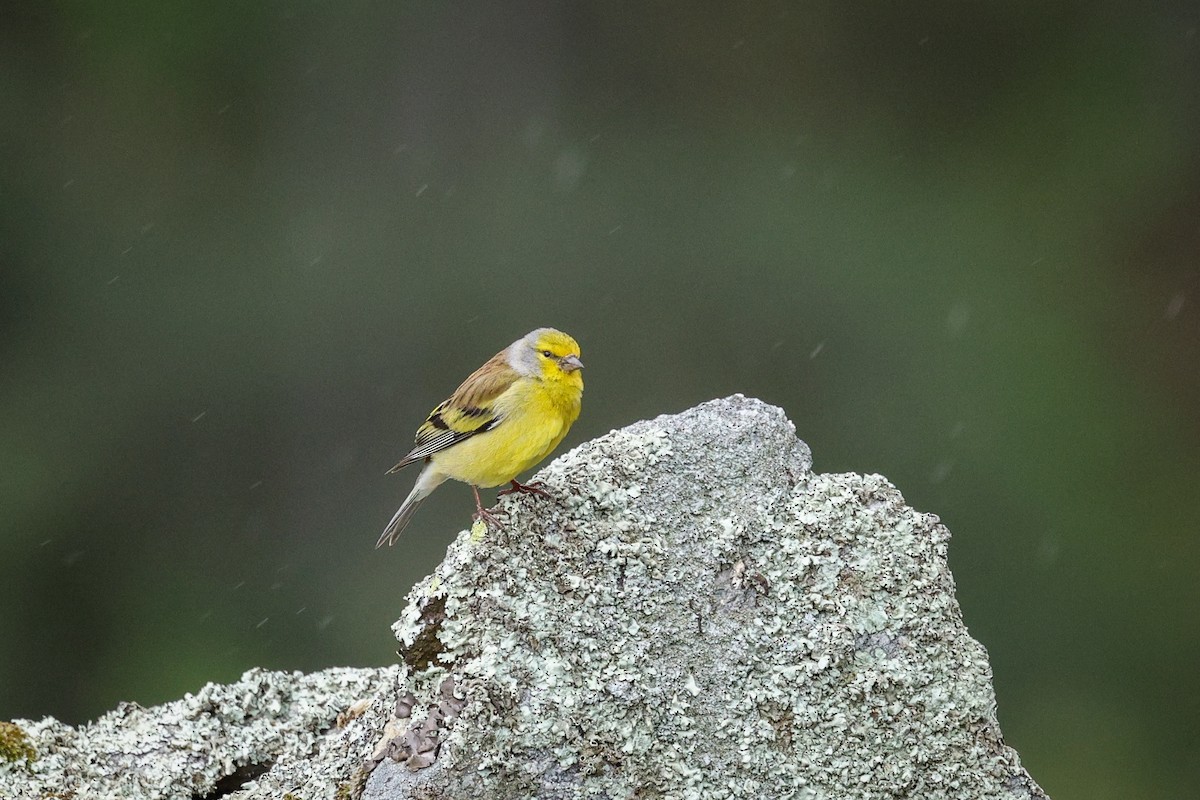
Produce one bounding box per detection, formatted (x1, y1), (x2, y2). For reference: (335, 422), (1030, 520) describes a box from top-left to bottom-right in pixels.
(472, 507), (505, 531)
(497, 479), (552, 500)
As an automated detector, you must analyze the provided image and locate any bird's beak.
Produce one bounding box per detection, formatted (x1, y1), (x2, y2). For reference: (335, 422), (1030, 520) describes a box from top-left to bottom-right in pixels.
(559, 354), (584, 373)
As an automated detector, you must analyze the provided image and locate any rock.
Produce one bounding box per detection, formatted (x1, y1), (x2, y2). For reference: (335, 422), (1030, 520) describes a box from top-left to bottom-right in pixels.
(369, 395), (1046, 799)
(0, 667), (392, 799)
(0, 396), (1048, 800)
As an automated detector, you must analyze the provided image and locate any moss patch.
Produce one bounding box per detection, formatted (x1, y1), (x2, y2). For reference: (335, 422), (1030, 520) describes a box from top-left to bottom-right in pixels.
(0, 721), (35, 763)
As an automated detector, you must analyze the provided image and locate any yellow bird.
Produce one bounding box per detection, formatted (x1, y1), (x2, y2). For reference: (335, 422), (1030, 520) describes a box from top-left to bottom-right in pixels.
(376, 327), (584, 548)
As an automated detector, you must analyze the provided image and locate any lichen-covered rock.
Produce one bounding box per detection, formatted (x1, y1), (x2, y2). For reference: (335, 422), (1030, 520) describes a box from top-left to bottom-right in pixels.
(0, 667), (393, 800)
(369, 395), (1047, 799)
(0, 396), (1048, 800)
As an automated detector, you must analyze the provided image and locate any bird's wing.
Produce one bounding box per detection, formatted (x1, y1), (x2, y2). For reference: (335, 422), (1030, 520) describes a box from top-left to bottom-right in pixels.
(386, 349), (520, 473)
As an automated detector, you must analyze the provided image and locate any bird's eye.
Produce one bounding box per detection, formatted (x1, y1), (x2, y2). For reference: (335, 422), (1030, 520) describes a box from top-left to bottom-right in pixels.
(541, 350), (553, 358)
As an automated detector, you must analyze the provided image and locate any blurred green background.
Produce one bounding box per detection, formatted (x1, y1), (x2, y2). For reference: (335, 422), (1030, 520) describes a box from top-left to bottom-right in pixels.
(2, 2), (1198, 797)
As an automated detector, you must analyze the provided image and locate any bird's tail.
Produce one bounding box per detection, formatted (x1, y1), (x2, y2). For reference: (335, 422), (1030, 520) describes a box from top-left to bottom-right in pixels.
(376, 468), (445, 548)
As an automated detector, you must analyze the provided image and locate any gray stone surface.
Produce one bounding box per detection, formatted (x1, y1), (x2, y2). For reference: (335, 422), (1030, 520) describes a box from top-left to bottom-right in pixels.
(1, 666), (392, 799)
(0, 396), (1048, 800)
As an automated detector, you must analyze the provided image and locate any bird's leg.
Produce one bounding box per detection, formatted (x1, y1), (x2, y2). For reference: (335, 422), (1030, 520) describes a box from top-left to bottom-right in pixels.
(497, 479), (552, 499)
(471, 484), (505, 530)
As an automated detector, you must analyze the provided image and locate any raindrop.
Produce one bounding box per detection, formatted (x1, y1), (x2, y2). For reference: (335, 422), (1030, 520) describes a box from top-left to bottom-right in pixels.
(930, 459), (955, 484)
(1165, 293), (1186, 320)
(554, 148), (588, 191)
(946, 303), (970, 336)
(1035, 534), (1061, 568)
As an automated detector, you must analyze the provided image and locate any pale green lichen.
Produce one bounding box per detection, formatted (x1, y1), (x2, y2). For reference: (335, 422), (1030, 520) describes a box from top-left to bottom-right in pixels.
(0, 668), (396, 799)
(370, 395), (1047, 799)
(0, 396), (1047, 800)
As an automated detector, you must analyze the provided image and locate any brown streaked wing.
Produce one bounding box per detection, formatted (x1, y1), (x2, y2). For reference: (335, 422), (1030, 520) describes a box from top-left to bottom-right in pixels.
(385, 349), (519, 473)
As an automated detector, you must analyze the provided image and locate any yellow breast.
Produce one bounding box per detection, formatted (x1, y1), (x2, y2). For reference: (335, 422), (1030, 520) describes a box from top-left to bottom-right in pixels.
(430, 375), (582, 488)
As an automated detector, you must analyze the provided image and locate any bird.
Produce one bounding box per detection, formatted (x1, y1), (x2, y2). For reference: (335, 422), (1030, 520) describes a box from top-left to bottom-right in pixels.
(376, 327), (584, 548)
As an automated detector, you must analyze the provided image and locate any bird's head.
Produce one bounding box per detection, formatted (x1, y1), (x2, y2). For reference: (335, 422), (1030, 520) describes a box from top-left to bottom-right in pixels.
(510, 328), (584, 385)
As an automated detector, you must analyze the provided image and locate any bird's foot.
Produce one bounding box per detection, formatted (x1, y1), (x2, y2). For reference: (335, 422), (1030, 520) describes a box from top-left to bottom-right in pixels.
(472, 506), (506, 531)
(497, 479), (552, 499)
(471, 484), (506, 531)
